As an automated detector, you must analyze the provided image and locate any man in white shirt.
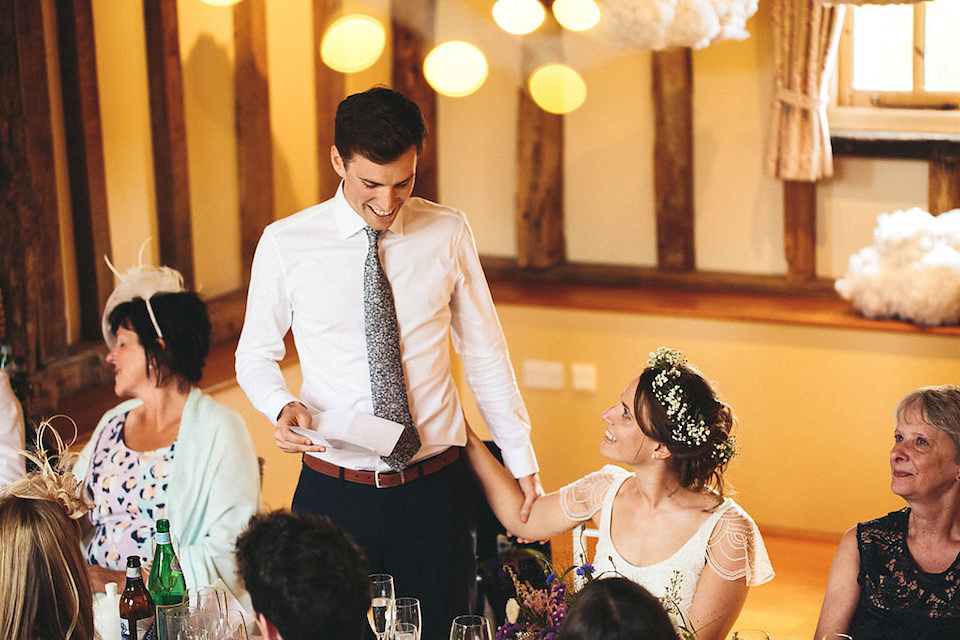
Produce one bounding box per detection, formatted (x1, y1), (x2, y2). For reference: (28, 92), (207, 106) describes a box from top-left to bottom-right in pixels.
(236, 87), (541, 639)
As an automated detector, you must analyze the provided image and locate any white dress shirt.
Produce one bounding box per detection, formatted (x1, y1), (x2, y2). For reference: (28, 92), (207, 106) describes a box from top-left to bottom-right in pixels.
(236, 184), (538, 477)
(0, 371), (25, 487)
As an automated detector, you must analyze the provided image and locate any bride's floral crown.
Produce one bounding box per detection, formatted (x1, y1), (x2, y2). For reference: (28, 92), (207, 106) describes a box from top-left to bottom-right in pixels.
(646, 347), (737, 466)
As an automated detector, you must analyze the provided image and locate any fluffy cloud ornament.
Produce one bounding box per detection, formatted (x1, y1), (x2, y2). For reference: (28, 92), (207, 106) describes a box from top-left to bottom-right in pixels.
(835, 208), (960, 326)
(599, 0), (758, 50)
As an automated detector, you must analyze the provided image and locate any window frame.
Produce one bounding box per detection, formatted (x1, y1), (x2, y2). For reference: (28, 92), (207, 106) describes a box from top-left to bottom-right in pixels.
(836, 1), (960, 111)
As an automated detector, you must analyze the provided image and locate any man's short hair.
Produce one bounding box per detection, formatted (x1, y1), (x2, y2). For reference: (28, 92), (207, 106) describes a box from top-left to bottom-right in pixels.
(235, 510), (370, 640)
(334, 86), (427, 165)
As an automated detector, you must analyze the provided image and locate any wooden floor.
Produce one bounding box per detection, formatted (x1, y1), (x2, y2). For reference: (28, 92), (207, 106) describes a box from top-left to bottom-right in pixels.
(730, 530), (839, 640)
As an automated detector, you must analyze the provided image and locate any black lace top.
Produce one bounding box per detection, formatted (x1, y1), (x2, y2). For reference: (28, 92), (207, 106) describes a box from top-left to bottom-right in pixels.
(850, 508), (960, 639)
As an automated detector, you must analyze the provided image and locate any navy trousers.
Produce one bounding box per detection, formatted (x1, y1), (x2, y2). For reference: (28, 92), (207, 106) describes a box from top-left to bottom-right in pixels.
(292, 450), (477, 640)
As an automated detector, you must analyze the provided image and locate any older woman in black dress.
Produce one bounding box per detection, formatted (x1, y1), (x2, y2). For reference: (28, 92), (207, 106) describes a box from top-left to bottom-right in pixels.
(815, 385), (960, 639)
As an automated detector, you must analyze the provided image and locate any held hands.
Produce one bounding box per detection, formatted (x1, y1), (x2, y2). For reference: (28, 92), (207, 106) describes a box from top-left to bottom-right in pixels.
(274, 401), (326, 453)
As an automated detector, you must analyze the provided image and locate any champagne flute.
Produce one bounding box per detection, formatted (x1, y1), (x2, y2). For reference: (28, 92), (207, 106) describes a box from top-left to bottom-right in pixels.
(449, 615), (492, 640)
(731, 630), (771, 640)
(393, 597), (421, 639)
(368, 574), (395, 640)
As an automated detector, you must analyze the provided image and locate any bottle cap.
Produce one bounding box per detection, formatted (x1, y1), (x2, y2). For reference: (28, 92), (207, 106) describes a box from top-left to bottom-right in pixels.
(126, 556), (141, 568)
(156, 518), (170, 533)
(105, 582), (118, 597)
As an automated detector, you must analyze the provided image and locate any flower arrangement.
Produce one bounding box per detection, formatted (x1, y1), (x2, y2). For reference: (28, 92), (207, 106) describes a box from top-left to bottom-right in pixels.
(493, 550), (595, 640)
(661, 570), (698, 640)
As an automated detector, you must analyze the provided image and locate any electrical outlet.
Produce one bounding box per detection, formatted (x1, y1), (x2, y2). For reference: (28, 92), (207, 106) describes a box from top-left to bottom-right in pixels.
(522, 360), (565, 390)
(571, 363), (597, 392)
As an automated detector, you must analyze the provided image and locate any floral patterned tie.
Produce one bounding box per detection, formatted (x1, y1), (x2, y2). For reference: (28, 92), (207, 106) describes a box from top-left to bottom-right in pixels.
(363, 227), (421, 471)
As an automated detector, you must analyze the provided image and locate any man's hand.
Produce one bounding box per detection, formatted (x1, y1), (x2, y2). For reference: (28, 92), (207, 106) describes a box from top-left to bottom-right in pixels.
(274, 401), (326, 453)
(516, 472), (544, 524)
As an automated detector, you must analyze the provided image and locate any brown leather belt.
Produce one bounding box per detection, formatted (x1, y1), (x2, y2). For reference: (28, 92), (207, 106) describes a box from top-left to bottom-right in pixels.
(302, 447), (460, 488)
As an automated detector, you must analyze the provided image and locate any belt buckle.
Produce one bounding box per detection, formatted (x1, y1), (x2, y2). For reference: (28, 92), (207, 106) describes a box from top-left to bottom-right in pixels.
(375, 468), (404, 489)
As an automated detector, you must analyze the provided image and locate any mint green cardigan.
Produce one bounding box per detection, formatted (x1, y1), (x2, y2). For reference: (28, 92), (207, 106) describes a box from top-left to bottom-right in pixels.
(74, 388), (260, 612)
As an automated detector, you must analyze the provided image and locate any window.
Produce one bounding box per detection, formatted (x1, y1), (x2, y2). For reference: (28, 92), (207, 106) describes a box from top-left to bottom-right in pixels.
(838, 0), (960, 110)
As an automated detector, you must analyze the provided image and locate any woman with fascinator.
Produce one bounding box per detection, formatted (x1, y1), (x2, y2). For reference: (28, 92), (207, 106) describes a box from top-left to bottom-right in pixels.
(0, 424), (95, 640)
(72, 252), (260, 610)
(466, 347), (773, 640)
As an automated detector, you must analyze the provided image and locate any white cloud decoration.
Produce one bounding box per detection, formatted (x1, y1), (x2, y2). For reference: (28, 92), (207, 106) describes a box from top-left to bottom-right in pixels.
(835, 208), (960, 326)
(599, 0), (759, 50)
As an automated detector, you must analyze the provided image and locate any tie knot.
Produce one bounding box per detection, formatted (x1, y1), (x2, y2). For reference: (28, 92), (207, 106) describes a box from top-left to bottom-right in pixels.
(364, 226), (383, 247)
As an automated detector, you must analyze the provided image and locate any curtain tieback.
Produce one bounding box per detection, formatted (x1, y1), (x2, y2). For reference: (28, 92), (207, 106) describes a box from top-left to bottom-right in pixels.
(775, 87), (828, 111)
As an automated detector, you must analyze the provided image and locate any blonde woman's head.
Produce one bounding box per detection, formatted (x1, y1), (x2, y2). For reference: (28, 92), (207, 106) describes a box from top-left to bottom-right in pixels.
(0, 421), (94, 640)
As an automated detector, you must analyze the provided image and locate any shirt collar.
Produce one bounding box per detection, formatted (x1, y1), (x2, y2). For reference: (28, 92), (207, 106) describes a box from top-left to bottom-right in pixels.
(333, 181), (407, 240)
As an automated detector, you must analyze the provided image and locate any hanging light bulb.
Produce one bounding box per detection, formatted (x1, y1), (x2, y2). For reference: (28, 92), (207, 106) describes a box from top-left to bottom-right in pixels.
(320, 14), (386, 73)
(423, 41), (489, 97)
(492, 0), (546, 35)
(528, 63), (587, 114)
(552, 0), (601, 32)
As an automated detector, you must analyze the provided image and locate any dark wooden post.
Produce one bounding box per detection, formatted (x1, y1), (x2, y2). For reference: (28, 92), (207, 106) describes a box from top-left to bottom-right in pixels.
(930, 145), (960, 216)
(144, 0), (194, 286)
(314, 0), (345, 200)
(392, 0), (437, 203)
(234, 0), (274, 281)
(783, 180), (817, 281)
(652, 48), (694, 272)
(57, 0), (112, 342)
(515, 18), (565, 269)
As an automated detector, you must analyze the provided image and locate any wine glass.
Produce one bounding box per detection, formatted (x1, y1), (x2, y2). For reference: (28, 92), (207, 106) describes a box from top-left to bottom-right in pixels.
(393, 597), (421, 639)
(731, 630), (771, 640)
(193, 586), (227, 631)
(394, 622), (418, 640)
(368, 573), (395, 640)
(449, 615), (492, 640)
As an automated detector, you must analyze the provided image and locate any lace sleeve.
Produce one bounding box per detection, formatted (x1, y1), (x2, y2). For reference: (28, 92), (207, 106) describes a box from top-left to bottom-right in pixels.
(558, 465), (623, 521)
(705, 501), (775, 586)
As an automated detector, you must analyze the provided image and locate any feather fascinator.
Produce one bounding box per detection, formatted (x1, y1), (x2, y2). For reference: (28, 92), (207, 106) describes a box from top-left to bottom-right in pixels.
(101, 239), (185, 348)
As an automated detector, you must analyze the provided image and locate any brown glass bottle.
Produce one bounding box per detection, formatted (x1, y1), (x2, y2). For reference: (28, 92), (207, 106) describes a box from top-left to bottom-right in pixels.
(120, 555), (155, 640)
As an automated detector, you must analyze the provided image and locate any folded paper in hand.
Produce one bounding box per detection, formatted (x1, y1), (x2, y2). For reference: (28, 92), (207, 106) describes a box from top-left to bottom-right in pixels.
(291, 409), (404, 456)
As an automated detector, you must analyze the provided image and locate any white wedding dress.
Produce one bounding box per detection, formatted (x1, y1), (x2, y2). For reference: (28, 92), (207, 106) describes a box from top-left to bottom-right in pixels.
(559, 465), (774, 630)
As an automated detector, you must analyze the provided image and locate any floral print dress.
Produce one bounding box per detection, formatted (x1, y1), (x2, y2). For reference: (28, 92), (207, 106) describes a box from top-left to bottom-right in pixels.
(84, 411), (174, 570)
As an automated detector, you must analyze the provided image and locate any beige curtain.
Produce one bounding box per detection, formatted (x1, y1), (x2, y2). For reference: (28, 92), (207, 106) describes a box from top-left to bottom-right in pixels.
(765, 0), (845, 181)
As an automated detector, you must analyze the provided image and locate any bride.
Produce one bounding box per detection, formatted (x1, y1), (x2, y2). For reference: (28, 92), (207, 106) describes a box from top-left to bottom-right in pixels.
(466, 347), (774, 640)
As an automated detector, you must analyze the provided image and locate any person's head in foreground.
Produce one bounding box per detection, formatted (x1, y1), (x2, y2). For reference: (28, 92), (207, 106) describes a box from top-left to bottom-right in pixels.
(235, 509), (371, 640)
(0, 425), (94, 640)
(558, 577), (679, 640)
(606, 347), (737, 500)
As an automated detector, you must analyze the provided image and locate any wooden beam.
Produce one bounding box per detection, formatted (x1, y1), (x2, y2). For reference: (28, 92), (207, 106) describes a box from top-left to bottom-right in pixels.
(783, 180), (817, 281)
(392, 0), (437, 203)
(652, 48), (694, 271)
(56, 0), (112, 344)
(143, 0), (194, 286)
(1, 0), (33, 363)
(515, 19), (565, 269)
(832, 130), (960, 214)
(930, 146), (960, 216)
(15, 0), (64, 368)
(313, 0), (344, 199)
(234, 0), (273, 281)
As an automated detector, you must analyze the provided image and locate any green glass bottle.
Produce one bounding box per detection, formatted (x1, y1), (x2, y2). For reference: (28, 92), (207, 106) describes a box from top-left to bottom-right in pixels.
(147, 518), (187, 638)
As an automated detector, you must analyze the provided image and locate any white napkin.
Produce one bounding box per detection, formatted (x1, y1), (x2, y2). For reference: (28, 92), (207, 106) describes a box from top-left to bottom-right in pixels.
(291, 409), (404, 456)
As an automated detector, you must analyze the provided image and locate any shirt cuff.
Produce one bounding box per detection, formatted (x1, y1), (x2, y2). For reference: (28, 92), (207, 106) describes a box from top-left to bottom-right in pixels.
(500, 442), (540, 479)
